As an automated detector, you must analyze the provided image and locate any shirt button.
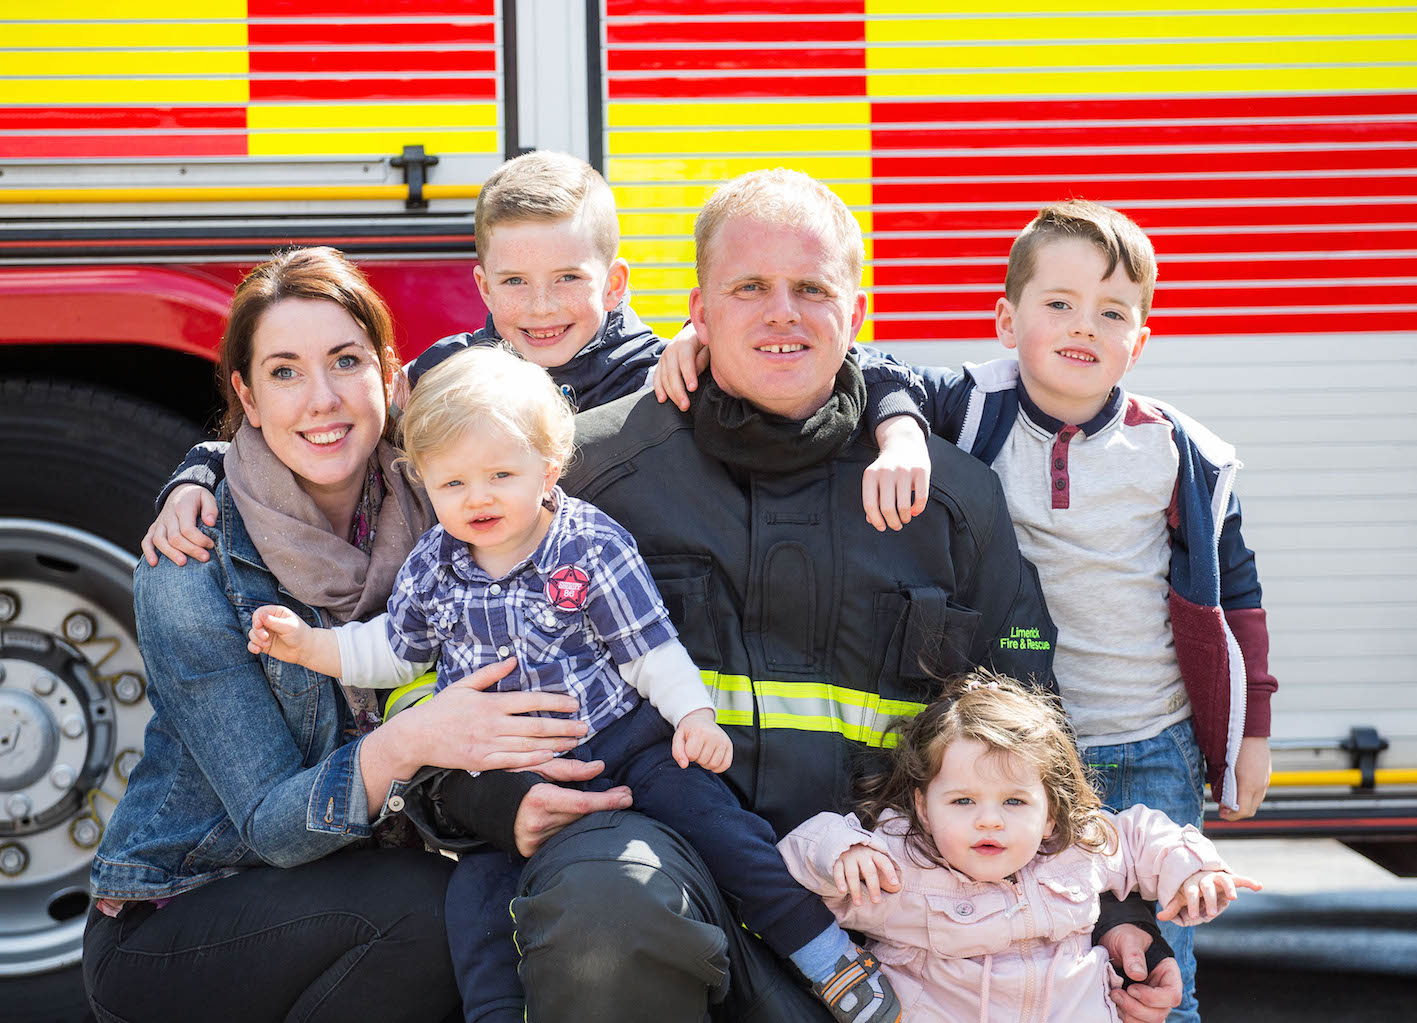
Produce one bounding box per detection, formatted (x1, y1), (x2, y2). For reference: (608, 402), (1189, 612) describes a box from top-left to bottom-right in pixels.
(1053, 457), (1065, 469)
(1054, 478), (1066, 490)
(489, 583), (501, 595)
(956, 902), (973, 916)
(387, 795), (405, 813)
(498, 645), (510, 657)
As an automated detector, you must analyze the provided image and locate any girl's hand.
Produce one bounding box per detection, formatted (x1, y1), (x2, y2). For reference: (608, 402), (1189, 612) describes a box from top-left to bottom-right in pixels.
(671, 708), (733, 773)
(863, 415), (930, 532)
(1158, 869), (1261, 925)
(247, 605), (312, 663)
(832, 845), (902, 907)
(653, 324), (709, 411)
(142, 483), (217, 566)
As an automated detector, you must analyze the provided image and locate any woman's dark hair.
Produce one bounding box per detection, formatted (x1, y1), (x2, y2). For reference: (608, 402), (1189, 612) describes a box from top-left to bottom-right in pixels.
(218, 246), (398, 440)
(856, 671), (1113, 867)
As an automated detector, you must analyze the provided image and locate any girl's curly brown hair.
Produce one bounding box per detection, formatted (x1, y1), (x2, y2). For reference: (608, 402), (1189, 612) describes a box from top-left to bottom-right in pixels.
(856, 671), (1113, 868)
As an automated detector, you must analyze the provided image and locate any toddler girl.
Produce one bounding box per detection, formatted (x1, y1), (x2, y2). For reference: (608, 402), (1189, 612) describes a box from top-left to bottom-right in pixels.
(247, 344), (903, 1023)
(778, 674), (1260, 1022)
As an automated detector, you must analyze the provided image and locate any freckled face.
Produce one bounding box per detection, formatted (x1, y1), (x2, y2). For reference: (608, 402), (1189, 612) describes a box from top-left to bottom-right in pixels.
(915, 738), (1055, 884)
(996, 237), (1150, 426)
(232, 297), (388, 504)
(689, 216), (867, 421)
(474, 217), (629, 369)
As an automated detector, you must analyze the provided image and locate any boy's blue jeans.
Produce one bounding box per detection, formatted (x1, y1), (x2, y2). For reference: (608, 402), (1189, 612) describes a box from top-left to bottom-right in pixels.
(1081, 718), (1206, 1023)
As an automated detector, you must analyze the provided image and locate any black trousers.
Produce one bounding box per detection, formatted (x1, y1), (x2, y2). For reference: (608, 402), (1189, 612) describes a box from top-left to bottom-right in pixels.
(82, 846), (460, 1023)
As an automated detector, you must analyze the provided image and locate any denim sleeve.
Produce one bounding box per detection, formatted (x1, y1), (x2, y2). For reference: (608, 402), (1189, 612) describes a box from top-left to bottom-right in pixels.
(851, 343), (928, 437)
(132, 547), (373, 868)
(154, 440), (230, 512)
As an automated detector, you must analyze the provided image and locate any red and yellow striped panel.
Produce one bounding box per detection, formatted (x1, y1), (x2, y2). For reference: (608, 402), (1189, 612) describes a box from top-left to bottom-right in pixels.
(603, 0), (1417, 341)
(0, 0), (501, 161)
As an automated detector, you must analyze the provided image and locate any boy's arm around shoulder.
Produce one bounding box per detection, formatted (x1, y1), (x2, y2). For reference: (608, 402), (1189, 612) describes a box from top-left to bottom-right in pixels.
(155, 439), (230, 511)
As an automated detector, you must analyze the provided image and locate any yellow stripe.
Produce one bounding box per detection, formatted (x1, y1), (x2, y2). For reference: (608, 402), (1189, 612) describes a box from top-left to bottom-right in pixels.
(608, 157), (874, 185)
(622, 293), (692, 322)
(620, 237), (696, 265)
(866, 65), (1417, 98)
(865, 38), (1413, 71)
(2, 78), (250, 104)
(4, 50), (248, 76)
(610, 101), (871, 129)
(3, 23), (246, 47)
(1269, 768), (1417, 788)
(609, 129), (873, 157)
(864, 11), (1417, 43)
(619, 212), (698, 238)
(28, 0), (245, 15)
(701, 671), (925, 748)
(613, 182), (873, 210)
(249, 129), (498, 157)
(0, 184), (481, 204)
(248, 103), (499, 131)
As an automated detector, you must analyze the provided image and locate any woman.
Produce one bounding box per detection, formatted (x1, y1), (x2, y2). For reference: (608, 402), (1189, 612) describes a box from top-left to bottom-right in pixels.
(82, 248), (591, 1023)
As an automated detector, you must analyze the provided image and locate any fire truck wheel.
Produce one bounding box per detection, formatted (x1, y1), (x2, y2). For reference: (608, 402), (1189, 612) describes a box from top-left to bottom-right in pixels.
(0, 377), (204, 1017)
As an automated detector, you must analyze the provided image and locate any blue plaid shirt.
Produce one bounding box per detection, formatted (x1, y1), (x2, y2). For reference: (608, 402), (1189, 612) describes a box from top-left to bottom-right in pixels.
(385, 488), (678, 737)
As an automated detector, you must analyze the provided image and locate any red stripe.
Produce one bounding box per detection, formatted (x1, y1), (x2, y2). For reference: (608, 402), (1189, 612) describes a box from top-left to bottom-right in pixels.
(248, 0), (494, 14)
(867, 204), (1417, 233)
(249, 22), (495, 45)
(609, 20), (863, 43)
(1206, 816), (1417, 831)
(0, 136), (246, 159)
(249, 50), (496, 74)
(872, 282), (1416, 314)
(249, 77), (497, 101)
(864, 149), (1417, 178)
(872, 309), (1413, 340)
(608, 75), (867, 99)
(608, 0), (862, 14)
(868, 94), (1417, 123)
(0, 234), (476, 252)
(870, 171), (1417, 203)
(608, 48), (864, 73)
(871, 124), (1417, 150)
(871, 256), (1417, 288)
(0, 107), (246, 130)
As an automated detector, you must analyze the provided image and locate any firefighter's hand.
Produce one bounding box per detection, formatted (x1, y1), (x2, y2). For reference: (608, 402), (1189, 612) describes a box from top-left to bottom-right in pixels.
(653, 324), (709, 412)
(512, 779), (633, 858)
(1219, 736), (1271, 821)
(863, 415), (930, 532)
(142, 484), (217, 567)
(672, 708), (732, 773)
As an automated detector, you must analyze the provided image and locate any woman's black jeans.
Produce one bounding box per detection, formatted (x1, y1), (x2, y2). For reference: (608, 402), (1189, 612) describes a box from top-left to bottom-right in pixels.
(82, 846), (460, 1023)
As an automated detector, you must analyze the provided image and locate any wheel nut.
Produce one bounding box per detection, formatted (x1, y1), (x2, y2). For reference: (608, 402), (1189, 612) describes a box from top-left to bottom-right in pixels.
(62, 611), (97, 643)
(0, 843), (27, 876)
(51, 764), (77, 789)
(0, 590), (18, 623)
(61, 715), (85, 739)
(115, 748), (142, 781)
(70, 817), (102, 848)
(6, 793), (32, 819)
(32, 672), (57, 696)
(112, 672), (145, 704)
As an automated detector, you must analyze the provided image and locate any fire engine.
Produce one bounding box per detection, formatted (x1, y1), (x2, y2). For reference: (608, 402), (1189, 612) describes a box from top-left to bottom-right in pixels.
(1, 2), (1413, 1014)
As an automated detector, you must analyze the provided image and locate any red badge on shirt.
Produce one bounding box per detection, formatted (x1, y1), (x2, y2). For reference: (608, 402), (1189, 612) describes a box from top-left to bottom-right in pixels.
(546, 565), (591, 611)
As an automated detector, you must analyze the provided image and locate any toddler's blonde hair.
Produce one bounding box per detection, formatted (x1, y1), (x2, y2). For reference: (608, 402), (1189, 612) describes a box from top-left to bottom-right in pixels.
(399, 344), (575, 478)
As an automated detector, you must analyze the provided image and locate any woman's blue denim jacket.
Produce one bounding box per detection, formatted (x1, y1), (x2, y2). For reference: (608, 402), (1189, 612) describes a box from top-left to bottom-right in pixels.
(90, 483), (404, 900)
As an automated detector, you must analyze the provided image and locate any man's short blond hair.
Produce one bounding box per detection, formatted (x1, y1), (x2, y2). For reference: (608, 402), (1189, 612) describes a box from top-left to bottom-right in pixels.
(1005, 200), (1159, 320)
(400, 345), (575, 478)
(694, 168), (863, 288)
(474, 150), (619, 264)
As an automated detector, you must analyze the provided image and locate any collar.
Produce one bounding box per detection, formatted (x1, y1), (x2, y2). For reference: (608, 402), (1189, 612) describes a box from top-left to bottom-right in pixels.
(1017, 382), (1125, 438)
(435, 486), (570, 583)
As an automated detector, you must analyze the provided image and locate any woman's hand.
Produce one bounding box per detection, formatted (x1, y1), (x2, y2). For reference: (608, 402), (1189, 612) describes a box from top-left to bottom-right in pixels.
(142, 483), (217, 566)
(832, 845), (902, 907)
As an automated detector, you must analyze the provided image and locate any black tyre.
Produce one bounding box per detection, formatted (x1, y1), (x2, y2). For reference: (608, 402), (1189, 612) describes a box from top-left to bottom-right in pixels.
(0, 378), (205, 1020)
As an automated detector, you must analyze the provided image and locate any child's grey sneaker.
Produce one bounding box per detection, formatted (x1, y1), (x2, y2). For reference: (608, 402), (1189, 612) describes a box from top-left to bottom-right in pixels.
(812, 946), (902, 1023)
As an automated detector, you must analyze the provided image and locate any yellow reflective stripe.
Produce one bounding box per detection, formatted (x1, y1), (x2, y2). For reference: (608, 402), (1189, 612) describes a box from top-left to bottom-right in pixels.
(700, 671), (926, 748)
(384, 673), (437, 720)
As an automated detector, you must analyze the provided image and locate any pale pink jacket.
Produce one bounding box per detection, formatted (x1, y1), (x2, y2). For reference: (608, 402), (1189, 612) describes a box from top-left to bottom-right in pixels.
(778, 805), (1226, 1023)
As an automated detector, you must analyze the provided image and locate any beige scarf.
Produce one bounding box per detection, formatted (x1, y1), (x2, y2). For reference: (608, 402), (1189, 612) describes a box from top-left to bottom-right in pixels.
(225, 423), (432, 719)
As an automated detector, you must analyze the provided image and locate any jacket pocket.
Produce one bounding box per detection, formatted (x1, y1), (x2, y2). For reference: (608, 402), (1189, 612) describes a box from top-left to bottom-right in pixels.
(924, 888), (1011, 958)
(872, 587), (982, 705)
(644, 555), (722, 669)
(1036, 874), (1099, 940)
